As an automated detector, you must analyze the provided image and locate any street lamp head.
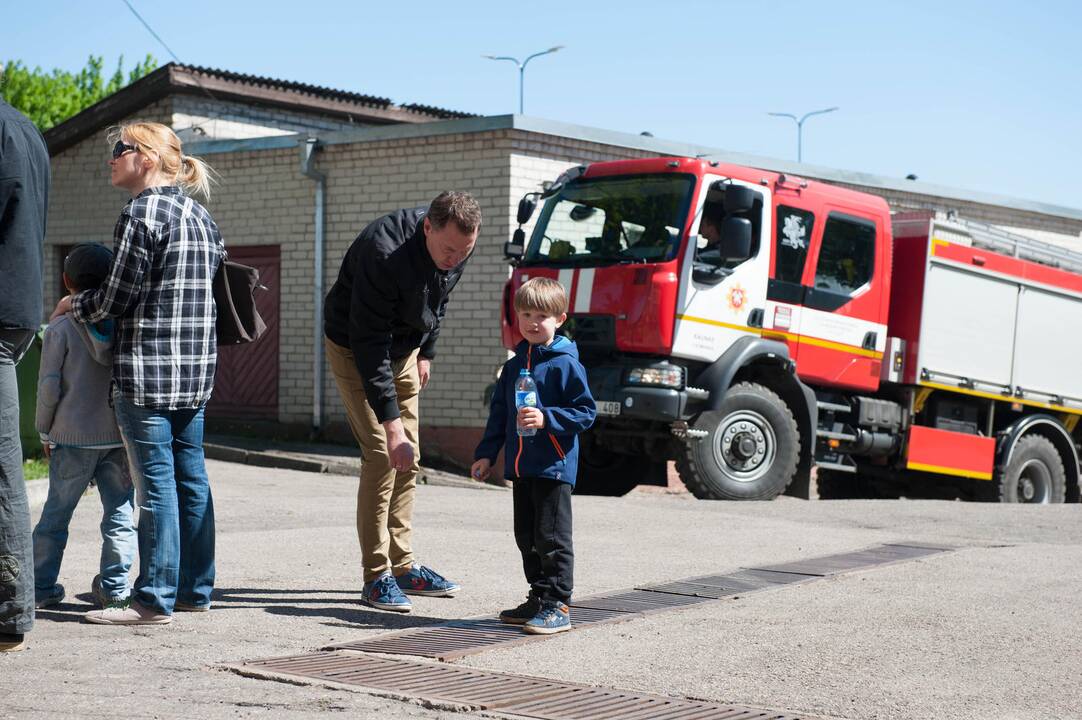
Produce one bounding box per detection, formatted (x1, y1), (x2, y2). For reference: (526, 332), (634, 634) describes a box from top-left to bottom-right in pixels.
(547, 45), (565, 53)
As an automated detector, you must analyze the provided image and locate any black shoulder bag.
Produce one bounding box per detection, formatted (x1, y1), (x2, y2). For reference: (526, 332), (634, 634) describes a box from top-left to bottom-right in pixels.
(213, 254), (268, 345)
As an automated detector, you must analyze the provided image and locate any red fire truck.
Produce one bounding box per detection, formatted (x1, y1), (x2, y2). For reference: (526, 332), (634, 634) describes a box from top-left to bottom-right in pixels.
(501, 157), (1082, 503)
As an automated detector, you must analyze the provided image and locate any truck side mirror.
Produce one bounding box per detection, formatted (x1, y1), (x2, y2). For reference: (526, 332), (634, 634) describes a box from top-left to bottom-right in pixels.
(504, 228), (525, 260)
(720, 217), (752, 260)
(517, 196), (537, 225)
(723, 185), (756, 213)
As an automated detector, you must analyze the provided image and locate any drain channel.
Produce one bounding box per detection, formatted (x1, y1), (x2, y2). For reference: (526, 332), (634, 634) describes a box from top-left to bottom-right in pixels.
(325, 542), (951, 661)
(227, 650), (827, 720)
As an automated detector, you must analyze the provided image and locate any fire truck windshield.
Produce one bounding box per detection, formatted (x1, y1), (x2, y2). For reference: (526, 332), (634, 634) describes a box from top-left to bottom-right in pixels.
(522, 174), (695, 266)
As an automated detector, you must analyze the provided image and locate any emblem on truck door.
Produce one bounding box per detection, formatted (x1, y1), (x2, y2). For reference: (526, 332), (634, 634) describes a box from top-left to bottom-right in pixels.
(727, 284), (748, 312)
(781, 214), (807, 249)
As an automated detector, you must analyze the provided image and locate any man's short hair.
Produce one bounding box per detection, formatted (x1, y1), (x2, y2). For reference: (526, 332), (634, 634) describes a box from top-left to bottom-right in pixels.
(427, 191), (482, 235)
(64, 243), (113, 292)
(514, 277), (568, 317)
(702, 200), (725, 226)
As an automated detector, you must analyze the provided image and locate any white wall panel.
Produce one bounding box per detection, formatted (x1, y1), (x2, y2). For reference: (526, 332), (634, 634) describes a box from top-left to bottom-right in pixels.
(1014, 288), (1082, 399)
(919, 264), (1018, 386)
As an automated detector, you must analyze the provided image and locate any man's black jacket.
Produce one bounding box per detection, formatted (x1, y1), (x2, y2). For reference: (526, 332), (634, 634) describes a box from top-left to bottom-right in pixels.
(323, 207), (466, 423)
(0, 100), (49, 330)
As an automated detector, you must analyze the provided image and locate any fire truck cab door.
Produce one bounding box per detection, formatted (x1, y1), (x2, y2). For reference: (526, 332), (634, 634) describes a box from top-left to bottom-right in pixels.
(672, 177), (770, 363)
(793, 209), (887, 391)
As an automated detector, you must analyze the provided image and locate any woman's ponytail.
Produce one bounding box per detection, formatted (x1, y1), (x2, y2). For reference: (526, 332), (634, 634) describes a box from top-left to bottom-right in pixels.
(178, 154), (214, 200)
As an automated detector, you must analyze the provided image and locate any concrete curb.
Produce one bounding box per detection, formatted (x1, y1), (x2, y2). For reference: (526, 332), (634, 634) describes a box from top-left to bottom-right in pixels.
(203, 443), (507, 492)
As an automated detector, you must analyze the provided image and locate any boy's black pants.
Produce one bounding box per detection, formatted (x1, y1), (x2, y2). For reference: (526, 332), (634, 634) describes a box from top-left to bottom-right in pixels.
(513, 477), (573, 604)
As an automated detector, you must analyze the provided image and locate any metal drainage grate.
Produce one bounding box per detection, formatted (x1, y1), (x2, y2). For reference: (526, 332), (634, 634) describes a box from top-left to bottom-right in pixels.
(327, 607), (635, 661)
(571, 589), (715, 614)
(327, 542), (952, 661)
(228, 650), (827, 720)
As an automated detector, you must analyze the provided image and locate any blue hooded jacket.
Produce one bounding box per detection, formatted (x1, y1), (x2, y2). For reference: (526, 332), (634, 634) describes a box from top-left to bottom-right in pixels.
(475, 336), (597, 487)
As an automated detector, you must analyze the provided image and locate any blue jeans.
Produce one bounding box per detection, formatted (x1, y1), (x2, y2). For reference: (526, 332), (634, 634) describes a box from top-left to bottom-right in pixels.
(113, 393), (215, 614)
(0, 328), (35, 634)
(32, 446), (135, 601)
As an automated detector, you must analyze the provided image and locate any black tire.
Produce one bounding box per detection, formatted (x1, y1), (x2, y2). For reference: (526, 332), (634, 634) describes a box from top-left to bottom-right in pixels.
(677, 382), (800, 500)
(573, 439), (645, 497)
(992, 434), (1066, 503)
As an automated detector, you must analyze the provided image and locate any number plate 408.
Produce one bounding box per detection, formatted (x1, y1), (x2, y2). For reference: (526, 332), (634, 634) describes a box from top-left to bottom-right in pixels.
(595, 400), (622, 417)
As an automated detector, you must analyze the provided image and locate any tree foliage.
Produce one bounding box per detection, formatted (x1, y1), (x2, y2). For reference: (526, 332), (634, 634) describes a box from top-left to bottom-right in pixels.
(0, 55), (158, 131)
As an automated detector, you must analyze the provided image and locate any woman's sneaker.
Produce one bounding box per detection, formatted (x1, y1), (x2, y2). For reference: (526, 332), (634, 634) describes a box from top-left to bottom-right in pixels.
(394, 564), (461, 597)
(499, 592), (541, 625)
(523, 601), (571, 635)
(84, 601), (172, 625)
(363, 572), (412, 612)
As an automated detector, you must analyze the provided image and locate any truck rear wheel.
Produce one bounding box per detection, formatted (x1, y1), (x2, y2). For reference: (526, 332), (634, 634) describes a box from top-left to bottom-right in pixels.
(677, 382), (800, 500)
(992, 434), (1066, 503)
(574, 438), (645, 496)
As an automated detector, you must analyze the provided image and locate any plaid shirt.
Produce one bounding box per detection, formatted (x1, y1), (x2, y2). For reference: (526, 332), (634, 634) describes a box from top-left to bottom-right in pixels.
(72, 186), (224, 410)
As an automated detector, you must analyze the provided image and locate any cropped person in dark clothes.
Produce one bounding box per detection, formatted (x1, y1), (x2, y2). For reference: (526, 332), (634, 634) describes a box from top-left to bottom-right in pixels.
(0, 98), (50, 653)
(472, 278), (597, 634)
(323, 192), (481, 612)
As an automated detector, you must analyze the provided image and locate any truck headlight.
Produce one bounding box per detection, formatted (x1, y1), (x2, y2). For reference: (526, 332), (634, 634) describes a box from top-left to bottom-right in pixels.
(626, 366), (684, 388)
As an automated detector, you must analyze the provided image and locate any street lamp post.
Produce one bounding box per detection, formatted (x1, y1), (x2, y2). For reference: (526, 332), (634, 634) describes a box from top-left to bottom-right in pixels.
(483, 46), (564, 114)
(767, 106), (839, 162)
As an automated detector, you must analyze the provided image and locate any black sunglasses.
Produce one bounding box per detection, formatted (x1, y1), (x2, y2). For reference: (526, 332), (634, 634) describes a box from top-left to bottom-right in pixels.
(111, 140), (138, 160)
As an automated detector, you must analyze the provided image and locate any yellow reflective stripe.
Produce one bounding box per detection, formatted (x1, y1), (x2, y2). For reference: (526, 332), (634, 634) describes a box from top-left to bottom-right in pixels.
(907, 461), (992, 481)
(676, 314), (882, 359)
(931, 238), (949, 254)
(675, 314), (759, 334)
(918, 380), (1082, 417)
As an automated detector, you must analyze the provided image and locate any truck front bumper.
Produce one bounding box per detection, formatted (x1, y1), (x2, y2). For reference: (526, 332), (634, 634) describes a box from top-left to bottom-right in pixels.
(586, 364), (690, 422)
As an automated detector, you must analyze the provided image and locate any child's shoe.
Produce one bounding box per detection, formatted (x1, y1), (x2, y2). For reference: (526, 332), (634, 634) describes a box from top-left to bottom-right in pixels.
(499, 592), (541, 625)
(35, 584), (65, 609)
(91, 575), (129, 609)
(394, 564), (460, 597)
(0, 632), (26, 652)
(523, 600), (571, 635)
(363, 572), (412, 612)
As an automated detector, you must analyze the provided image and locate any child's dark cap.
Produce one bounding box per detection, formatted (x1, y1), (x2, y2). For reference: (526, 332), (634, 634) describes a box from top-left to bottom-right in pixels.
(64, 243), (113, 291)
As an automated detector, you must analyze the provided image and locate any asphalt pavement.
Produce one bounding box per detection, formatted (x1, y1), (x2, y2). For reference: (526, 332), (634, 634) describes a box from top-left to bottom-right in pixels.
(3, 459), (1080, 720)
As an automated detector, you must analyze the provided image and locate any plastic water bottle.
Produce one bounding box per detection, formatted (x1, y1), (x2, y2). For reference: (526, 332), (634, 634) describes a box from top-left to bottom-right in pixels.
(515, 369), (538, 437)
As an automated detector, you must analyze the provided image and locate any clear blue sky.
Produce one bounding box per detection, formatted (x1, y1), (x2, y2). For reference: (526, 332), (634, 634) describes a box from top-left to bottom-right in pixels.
(4, 0), (1080, 209)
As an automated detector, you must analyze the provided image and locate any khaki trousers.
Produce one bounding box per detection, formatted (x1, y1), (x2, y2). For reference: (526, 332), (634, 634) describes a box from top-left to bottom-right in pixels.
(325, 338), (420, 582)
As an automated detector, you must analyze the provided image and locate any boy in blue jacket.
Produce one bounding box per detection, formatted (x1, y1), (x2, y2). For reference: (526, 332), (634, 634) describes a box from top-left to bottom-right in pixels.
(472, 278), (596, 634)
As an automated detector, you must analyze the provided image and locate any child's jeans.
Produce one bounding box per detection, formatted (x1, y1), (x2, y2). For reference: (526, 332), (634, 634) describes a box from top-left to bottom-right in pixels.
(32, 446), (135, 601)
(513, 477), (574, 604)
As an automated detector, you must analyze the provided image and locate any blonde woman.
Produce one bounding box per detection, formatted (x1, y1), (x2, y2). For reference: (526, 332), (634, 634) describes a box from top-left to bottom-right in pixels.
(53, 122), (223, 625)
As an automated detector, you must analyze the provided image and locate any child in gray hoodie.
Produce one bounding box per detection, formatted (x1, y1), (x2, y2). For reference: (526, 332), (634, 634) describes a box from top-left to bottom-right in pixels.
(32, 244), (135, 609)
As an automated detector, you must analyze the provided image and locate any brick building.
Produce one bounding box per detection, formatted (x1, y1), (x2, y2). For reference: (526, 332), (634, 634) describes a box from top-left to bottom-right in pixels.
(42, 65), (1082, 469)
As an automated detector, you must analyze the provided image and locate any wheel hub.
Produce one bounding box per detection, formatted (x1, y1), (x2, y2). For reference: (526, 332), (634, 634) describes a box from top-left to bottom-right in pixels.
(712, 411), (777, 483)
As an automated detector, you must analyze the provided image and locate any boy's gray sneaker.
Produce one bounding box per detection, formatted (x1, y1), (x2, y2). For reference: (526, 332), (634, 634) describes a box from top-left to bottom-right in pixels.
(91, 574), (130, 609)
(35, 584), (65, 609)
(499, 592), (541, 625)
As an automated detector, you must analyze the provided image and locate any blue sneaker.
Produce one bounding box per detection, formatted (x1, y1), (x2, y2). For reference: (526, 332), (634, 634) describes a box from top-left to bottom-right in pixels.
(362, 572), (412, 612)
(35, 584), (65, 609)
(523, 600), (571, 635)
(394, 564), (461, 597)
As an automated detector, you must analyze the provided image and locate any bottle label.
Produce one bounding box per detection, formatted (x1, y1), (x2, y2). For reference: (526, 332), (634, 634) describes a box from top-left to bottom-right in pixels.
(516, 390), (537, 408)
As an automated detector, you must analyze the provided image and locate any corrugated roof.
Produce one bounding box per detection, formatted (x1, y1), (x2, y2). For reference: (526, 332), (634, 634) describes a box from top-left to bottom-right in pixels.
(44, 62), (475, 155)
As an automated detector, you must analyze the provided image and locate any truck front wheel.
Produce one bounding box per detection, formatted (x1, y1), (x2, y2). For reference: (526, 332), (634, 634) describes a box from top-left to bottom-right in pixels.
(677, 382), (800, 500)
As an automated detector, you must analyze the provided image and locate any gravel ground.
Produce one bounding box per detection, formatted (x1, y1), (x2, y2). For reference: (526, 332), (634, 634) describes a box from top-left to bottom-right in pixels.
(3, 460), (1079, 719)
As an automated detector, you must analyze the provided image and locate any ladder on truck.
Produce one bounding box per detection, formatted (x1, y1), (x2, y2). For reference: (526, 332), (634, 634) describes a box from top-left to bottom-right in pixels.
(931, 216), (1082, 276)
